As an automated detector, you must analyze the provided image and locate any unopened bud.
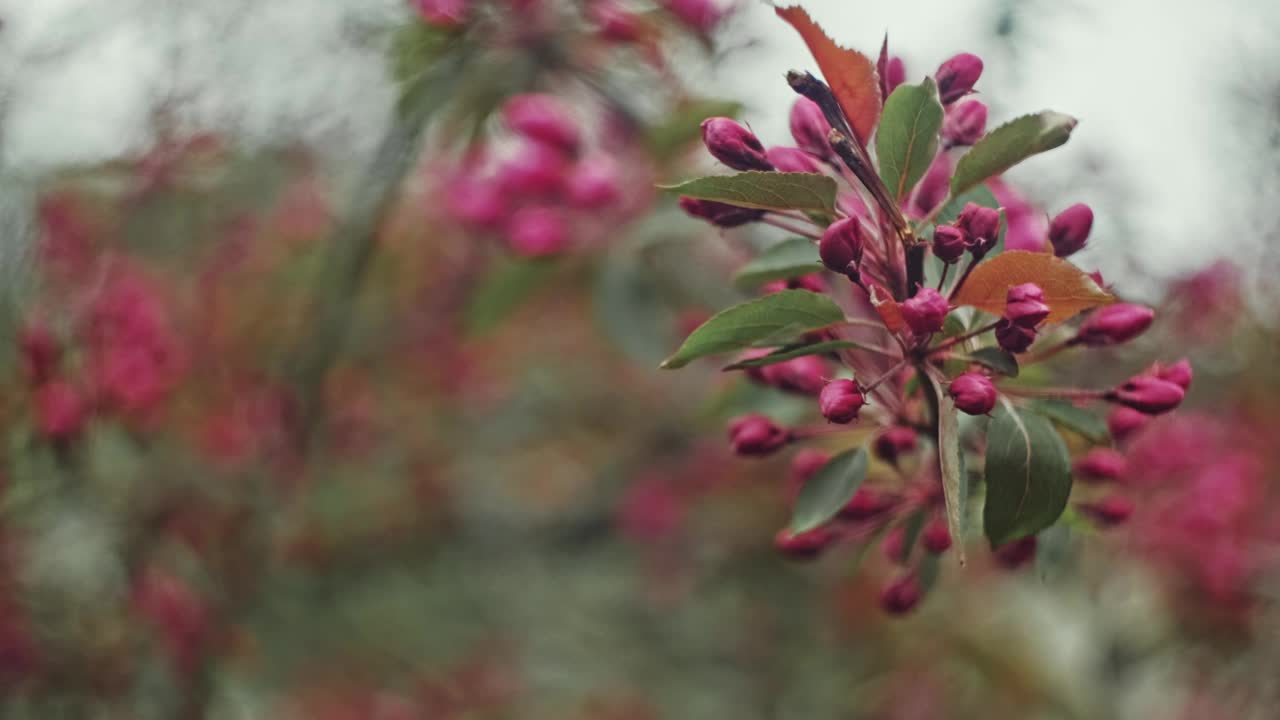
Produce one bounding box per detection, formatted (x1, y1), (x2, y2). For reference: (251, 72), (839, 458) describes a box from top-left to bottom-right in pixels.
(818, 217), (865, 276)
(995, 319), (1037, 354)
(774, 526), (836, 559)
(1048, 203), (1093, 257)
(1075, 303), (1155, 346)
(1077, 495), (1135, 528)
(727, 414), (791, 456)
(700, 117), (773, 171)
(660, 0), (724, 34)
(1073, 447), (1127, 482)
(1106, 406), (1149, 444)
(678, 197), (763, 227)
(1107, 375), (1185, 415)
(758, 355), (827, 396)
(956, 202), (1001, 255)
(502, 94), (581, 154)
(931, 224), (967, 263)
(922, 517), (953, 554)
(910, 154), (952, 217)
(789, 97), (833, 159)
(818, 379), (865, 424)
(949, 372), (997, 415)
(880, 572), (923, 615)
(936, 52), (983, 105)
(414, 0), (468, 28)
(497, 141), (569, 197)
(506, 207), (569, 257)
(873, 426), (918, 466)
(589, 0), (643, 43)
(942, 100), (987, 146)
(1151, 358), (1192, 390)
(35, 380), (86, 440)
(840, 487), (900, 521)
(992, 536), (1037, 569)
(883, 56), (906, 98)
(765, 146), (823, 173)
(1004, 282), (1050, 328)
(900, 287), (950, 335)
(445, 175), (506, 229)
(566, 157), (621, 209)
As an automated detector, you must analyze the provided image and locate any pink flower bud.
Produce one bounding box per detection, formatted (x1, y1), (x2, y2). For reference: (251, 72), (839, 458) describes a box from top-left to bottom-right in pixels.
(995, 319), (1037, 353)
(818, 217), (864, 276)
(818, 379), (865, 424)
(497, 141), (569, 197)
(788, 448), (830, 499)
(758, 355), (827, 396)
(506, 207), (569, 257)
(874, 426), (918, 466)
(589, 0), (643, 42)
(992, 536), (1037, 569)
(700, 117), (773, 171)
(949, 372), (997, 415)
(660, 0), (725, 34)
(678, 197), (763, 227)
(774, 526), (836, 559)
(765, 146), (823, 174)
(942, 100), (987, 146)
(1108, 376), (1185, 415)
(35, 380), (86, 440)
(900, 287), (949, 335)
(502, 94), (581, 154)
(1004, 282), (1050, 328)
(922, 517), (953, 554)
(566, 157), (621, 209)
(445, 176), (506, 229)
(936, 52), (983, 105)
(414, 0), (468, 27)
(1106, 406), (1149, 444)
(880, 572), (923, 615)
(1048, 203), (1093, 257)
(931, 224), (967, 263)
(727, 414), (790, 457)
(883, 56), (906, 97)
(789, 97), (832, 159)
(1073, 447), (1127, 482)
(840, 486), (900, 521)
(957, 202), (1001, 255)
(1077, 494), (1135, 528)
(909, 153), (952, 218)
(20, 322), (61, 386)
(1152, 358), (1192, 390)
(1076, 303), (1155, 346)
(882, 525), (908, 564)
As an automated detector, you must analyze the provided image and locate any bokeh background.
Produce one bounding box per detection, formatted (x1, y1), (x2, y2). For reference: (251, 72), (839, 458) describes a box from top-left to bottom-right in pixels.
(0, 1), (1277, 718)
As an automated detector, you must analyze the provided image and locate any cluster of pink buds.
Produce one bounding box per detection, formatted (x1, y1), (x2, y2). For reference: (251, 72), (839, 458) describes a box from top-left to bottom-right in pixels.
(658, 6), (1194, 616)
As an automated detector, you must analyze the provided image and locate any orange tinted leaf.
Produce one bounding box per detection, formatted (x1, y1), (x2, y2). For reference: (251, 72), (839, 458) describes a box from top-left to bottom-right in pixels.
(776, 6), (881, 146)
(952, 251), (1116, 323)
(868, 283), (906, 333)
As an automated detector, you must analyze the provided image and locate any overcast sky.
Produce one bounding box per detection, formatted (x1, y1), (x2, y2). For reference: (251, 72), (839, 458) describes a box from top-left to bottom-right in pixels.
(2, 0), (1278, 283)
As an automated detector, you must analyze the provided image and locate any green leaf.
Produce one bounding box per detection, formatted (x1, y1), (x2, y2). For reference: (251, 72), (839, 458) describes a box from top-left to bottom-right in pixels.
(963, 347), (1019, 377)
(659, 172), (838, 214)
(1031, 400), (1108, 444)
(464, 259), (556, 335)
(1034, 524), (1073, 582)
(722, 340), (870, 370)
(661, 290), (845, 369)
(876, 78), (945, 201)
(950, 111), (1077, 196)
(732, 238), (822, 290)
(647, 99), (743, 161)
(933, 377), (968, 565)
(983, 402), (1073, 546)
(791, 447), (869, 533)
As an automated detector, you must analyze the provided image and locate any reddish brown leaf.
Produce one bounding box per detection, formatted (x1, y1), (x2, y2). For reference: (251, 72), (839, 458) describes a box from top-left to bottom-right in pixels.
(776, 6), (882, 146)
(951, 251), (1117, 323)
